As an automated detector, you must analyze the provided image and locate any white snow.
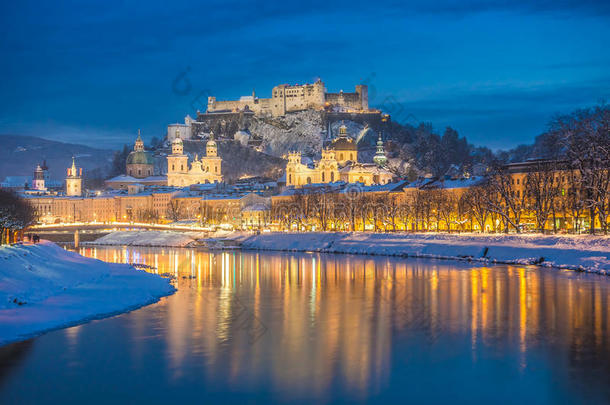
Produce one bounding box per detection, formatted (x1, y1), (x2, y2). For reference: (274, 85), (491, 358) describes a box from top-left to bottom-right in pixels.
(90, 231), (198, 247)
(85, 230), (610, 274)
(239, 232), (610, 274)
(0, 241), (175, 345)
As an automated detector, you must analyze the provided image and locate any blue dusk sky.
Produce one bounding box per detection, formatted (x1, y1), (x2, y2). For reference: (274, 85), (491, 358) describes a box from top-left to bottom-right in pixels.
(0, 0), (609, 150)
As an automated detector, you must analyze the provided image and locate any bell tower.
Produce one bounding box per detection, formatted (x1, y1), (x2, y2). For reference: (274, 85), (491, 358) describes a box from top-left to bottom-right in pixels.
(65, 157), (83, 196)
(32, 164), (46, 191)
(201, 131), (222, 181)
(206, 131), (217, 157)
(134, 129), (144, 152)
(373, 132), (388, 167)
(167, 129), (189, 186)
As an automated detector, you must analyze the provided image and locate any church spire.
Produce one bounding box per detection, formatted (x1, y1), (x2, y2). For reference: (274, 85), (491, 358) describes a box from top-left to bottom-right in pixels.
(135, 129), (144, 152)
(70, 156), (77, 176)
(373, 132), (387, 167)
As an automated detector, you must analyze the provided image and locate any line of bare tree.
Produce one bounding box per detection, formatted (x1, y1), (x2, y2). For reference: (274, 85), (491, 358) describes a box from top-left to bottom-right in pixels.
(272, 104), (609, 234)
(0, 189), (36, 244)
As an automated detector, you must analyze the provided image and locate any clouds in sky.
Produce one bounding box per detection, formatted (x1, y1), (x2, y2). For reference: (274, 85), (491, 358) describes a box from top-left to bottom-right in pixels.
(0, 0), (608, 149)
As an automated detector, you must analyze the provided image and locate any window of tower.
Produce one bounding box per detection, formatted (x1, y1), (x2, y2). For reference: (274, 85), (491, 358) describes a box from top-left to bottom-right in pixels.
(331, 172), (335, 182)
(322, 172), (325, 182)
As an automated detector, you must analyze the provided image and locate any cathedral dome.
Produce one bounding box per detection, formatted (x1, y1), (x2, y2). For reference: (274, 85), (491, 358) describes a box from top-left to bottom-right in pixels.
(126, 150), (154, 165)
(331, 136), (357, 151)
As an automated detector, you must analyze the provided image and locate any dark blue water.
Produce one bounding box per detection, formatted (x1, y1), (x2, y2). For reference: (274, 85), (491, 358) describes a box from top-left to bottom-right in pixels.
(1, 247), (609, 404)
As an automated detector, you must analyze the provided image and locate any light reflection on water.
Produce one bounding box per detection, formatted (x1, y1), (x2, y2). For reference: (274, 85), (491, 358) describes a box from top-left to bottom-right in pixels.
(1, 246), (610, 404)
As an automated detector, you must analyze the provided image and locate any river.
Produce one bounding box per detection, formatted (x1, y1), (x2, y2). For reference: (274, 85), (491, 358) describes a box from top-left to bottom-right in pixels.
(1, 246), (609, 404)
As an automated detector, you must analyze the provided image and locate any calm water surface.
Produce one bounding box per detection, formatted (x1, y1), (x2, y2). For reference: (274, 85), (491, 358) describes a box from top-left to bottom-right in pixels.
(1, 246), (610, 404)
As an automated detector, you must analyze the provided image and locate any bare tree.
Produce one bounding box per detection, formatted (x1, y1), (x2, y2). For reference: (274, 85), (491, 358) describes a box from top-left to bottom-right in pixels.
(385, 193), (401, 231)
(525, 161), (561, 232)
(0, 189), (36, 244)
(460, 184), (491, 232)
(166, 199), (183, 222)
(556, 105), (610, 233)
(482, 165), (527, 233)
(310, 188), (334, 231)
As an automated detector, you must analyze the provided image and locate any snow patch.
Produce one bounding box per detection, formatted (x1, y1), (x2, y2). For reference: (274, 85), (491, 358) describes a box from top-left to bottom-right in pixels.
(90, 231), (197, 247)
(240, 233), (610, 274)
(0, 241), (175, 345)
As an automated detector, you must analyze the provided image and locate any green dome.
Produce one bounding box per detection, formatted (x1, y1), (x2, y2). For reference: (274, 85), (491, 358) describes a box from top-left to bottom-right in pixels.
(126, 150), (154, 165)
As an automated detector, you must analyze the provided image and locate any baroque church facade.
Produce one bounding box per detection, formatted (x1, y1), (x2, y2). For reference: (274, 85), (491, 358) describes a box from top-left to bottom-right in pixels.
(285, 124), (394, 187)
(166, 132), (223, 187)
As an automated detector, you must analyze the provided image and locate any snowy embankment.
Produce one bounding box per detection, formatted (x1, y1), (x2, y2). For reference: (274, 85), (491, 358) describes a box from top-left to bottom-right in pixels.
(89, 231), (198, 247)
(0, 241), (175, 345)
(240, 232), (610, 274)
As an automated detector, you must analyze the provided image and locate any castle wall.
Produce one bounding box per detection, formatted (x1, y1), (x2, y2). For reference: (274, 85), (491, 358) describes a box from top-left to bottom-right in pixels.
(168, 124), (191, 141)
(325, 92), (364, 110)
(322, 111), (384, 132)
(206, 80), (367, 118)
(195, 110), (254, 138)
(356, 85), (368, 110)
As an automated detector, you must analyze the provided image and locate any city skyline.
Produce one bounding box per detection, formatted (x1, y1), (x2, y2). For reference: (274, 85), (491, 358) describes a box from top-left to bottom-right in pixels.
(1, 0), (609, 150)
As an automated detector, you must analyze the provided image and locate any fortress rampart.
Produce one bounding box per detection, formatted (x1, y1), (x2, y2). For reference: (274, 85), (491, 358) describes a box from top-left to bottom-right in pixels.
(207, 79), (369, 117)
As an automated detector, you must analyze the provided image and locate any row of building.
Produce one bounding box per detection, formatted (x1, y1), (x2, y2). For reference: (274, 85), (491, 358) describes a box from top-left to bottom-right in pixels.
(23, 161), (600, 233)
(7, 117), (602, 232)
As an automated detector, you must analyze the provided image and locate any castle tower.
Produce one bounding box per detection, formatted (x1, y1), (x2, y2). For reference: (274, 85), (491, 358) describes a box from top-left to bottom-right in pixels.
(66, 157), (82, 196)
(373, 132), (388, 167)
(32, 164), (46, 191)
(355, 84), (369, 110)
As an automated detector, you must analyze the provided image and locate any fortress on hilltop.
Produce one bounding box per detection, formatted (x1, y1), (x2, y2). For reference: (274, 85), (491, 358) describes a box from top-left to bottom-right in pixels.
(206, 79), (369, 117)
(167, 78), (384, 141)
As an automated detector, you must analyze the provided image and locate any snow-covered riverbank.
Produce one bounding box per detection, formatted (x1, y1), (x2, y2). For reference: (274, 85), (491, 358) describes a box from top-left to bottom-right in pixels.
(0, 241), (175, 346)
(86, 230), (252, 248)
(88, 231), (199, 247)
(239, 232), (610, 274)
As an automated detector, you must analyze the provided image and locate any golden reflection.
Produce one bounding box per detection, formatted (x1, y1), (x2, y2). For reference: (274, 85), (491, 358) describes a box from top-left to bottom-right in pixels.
(77, 247), (610, 399)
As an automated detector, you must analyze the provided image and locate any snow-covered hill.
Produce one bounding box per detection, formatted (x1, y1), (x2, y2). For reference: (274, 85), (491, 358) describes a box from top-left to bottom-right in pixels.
(249, 110), (325, 156)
